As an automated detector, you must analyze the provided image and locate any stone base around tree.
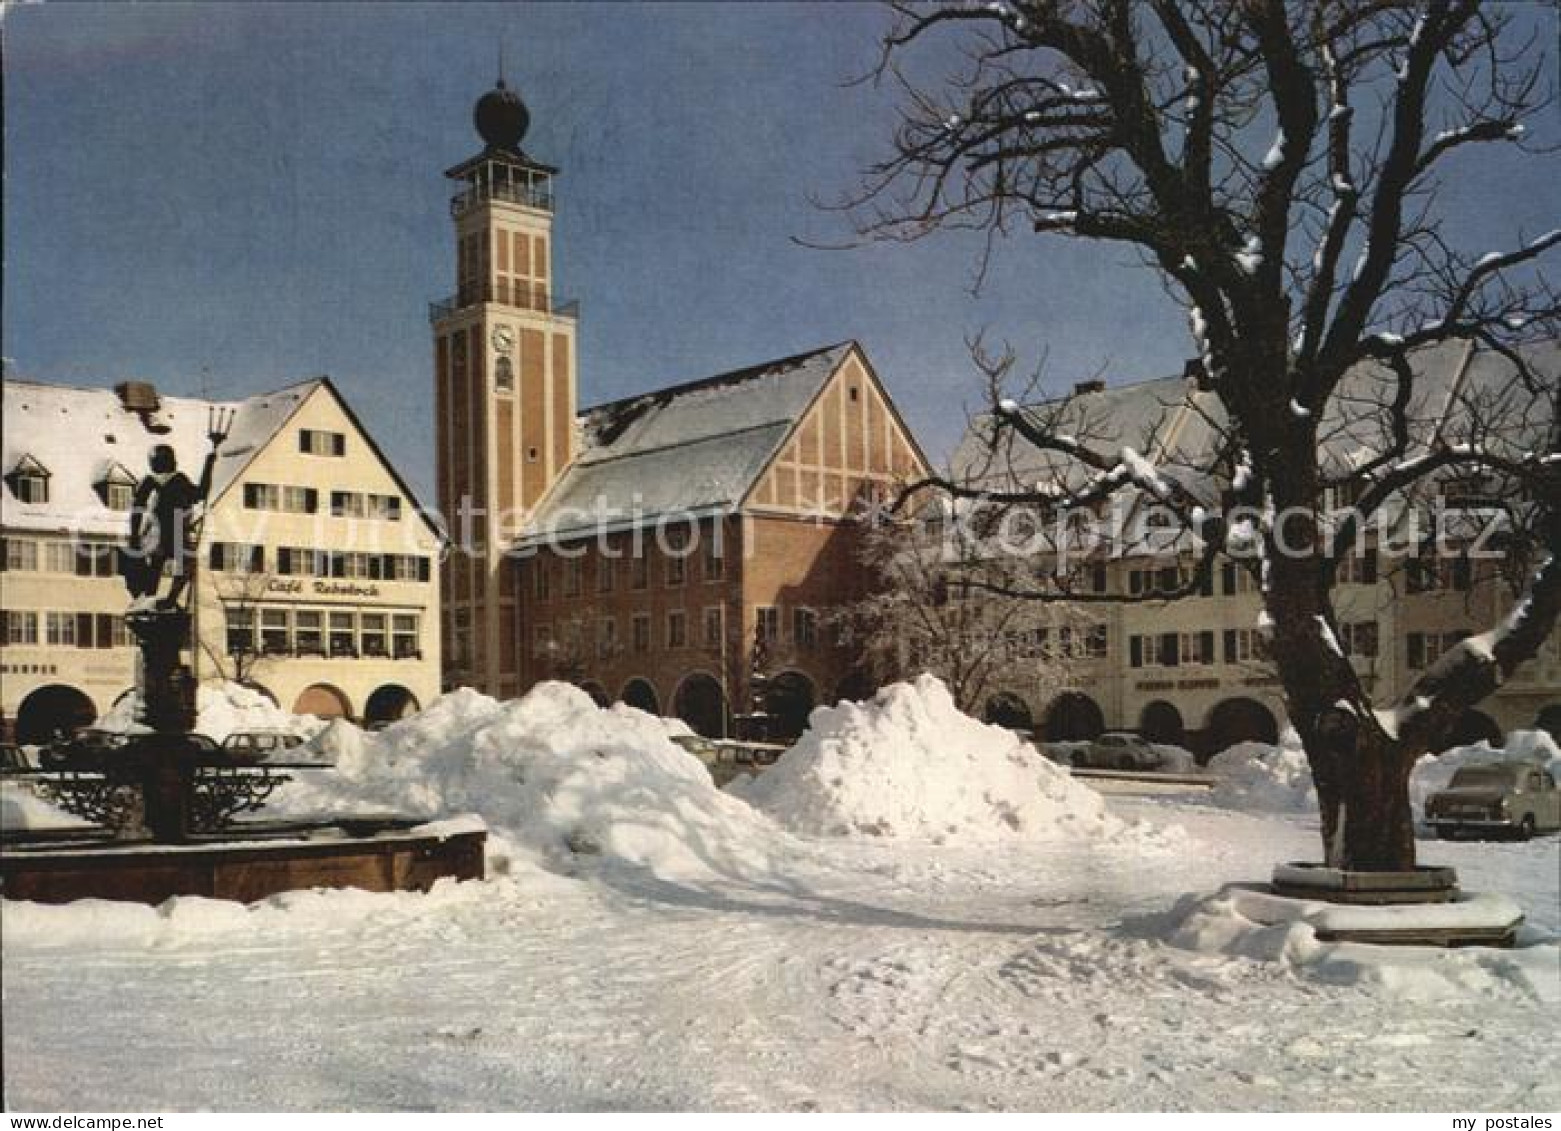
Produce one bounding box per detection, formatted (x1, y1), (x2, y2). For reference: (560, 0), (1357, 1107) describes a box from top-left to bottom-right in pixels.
(1270, 861), (1460, 905)
(1256, 863), (1521, 948)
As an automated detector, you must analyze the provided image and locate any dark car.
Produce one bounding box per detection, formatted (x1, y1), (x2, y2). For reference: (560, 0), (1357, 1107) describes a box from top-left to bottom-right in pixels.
(1424, 762), (1561, 840)
(42, 731), (221, 773)
(38, 728), (130, 770)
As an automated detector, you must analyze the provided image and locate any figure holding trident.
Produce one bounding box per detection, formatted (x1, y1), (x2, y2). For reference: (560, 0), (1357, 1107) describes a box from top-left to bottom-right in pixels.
(122, 406), (233, 612)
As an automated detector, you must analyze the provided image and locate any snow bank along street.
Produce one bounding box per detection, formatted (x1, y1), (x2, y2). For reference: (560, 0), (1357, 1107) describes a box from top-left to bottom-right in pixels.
(3, 679), (1558, 1110)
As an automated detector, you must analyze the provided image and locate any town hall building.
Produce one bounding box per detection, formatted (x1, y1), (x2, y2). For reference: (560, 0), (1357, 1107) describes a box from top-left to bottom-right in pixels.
(431, 77), (930, 736)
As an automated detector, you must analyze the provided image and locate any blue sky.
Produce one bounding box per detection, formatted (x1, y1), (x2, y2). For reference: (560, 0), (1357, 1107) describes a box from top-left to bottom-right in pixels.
(4, 3), (1555, 504)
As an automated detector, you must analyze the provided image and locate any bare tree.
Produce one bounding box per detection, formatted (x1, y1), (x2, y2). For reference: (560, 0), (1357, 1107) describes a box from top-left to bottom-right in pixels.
(199, 565), (277, 687)
(834, 508), (1087, 721)
(848, 1), (1561, 870)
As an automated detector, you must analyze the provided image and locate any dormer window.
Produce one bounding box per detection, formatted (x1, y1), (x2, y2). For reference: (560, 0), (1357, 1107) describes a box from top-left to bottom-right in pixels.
(5, 455), (50, 504)
(95, 463), (138, 511)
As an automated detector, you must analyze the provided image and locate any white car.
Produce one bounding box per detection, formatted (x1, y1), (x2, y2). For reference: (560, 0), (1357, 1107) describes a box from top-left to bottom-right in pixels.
(1077, 732), (1162, 771)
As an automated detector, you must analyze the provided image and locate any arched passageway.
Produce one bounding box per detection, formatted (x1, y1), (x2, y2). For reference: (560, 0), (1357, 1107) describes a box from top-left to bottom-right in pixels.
(674, 674), (728, 739)
(293, 683), (352, 720)
(1042, 692), (1104, 743)
(621, 678), (660, 716)
(1139, 700), (1185, 746)
(15, 685), (97, 745)
(984, 692), (1034, 733)
(364, 684), (420, 728)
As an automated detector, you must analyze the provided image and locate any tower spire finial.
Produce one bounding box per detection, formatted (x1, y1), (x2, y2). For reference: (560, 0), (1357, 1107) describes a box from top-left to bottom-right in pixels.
(498, 38), (506, 87)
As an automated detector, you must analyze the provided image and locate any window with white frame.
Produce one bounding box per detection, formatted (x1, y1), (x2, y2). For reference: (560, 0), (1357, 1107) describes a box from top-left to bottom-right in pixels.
(393, 614), (420, 658)
(3, 610), (39, 644)
(4, 538), (38, 572)
(756, 606), (779, 646)
(330, 611), (356, 656)
(299, 429), (346, 456)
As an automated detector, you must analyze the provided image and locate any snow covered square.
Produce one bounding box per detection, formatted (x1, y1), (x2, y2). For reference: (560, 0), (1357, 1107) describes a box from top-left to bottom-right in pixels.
(4, 679), (1556, 1111)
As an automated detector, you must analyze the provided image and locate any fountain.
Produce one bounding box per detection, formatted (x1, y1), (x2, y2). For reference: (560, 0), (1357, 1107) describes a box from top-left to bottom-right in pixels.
(0, 414), (484, 904)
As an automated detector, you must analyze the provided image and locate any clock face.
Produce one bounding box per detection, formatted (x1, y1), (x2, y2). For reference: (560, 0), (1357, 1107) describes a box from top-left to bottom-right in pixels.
(491, 325), (515, 354)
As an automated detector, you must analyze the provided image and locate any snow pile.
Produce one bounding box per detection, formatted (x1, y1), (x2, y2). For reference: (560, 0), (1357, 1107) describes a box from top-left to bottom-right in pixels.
(269, 682), (786, 882)
(1410, 729), (1561, 812)
(1206, 739), (1316, 811)
(737, 675), (1120, 843)
(98, 681), (326, 744)
(1164, 883), (1559, 1003)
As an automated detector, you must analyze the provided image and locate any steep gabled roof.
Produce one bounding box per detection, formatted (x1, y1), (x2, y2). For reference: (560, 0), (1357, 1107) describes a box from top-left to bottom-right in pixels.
(0, 376), (442, 541)
(2, 378), (321, 536)
(952, 373), (1224, 498)
(518, 342), (854, 545)
(949, 338), (1559, 555)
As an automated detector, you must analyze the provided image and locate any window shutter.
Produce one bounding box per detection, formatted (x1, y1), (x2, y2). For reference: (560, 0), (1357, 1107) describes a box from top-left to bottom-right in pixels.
(419, 557), (431, 582)
(1129, 636), (1142, 668)
(278, 547), (293, 575)
(332, 433), (346, 456)
(1223, 629), (1236, 663)
(1161, 633), (1179, 667)
(304, 488), (319, 514)
(209, 544), (224, 571)
(1200, 631), (1214, 663)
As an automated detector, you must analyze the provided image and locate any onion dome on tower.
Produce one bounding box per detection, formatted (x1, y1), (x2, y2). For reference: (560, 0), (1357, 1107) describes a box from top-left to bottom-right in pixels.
(473, 78), (530, 153)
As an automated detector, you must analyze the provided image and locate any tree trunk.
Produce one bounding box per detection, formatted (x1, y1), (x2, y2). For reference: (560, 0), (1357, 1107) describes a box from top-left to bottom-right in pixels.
(1335, 730), (1418, 871)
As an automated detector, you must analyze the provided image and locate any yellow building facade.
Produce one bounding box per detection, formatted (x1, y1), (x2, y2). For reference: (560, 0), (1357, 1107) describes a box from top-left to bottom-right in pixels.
(1, 377), (443, 743)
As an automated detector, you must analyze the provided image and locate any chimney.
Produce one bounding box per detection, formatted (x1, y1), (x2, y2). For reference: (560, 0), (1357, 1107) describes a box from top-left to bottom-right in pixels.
(1073, 379), (1106, 395)
(114, 381), (161, 415)
(1183, 358), (1209, 389)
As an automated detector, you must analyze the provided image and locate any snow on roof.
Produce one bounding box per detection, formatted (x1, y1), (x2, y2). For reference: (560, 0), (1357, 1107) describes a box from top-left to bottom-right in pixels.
(949, 338), (1557, 552)
(1, 378), (320, 537)
(519, 343), (852, 544)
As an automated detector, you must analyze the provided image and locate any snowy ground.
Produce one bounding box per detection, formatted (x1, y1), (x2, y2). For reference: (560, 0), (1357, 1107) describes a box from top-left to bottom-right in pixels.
(4, 794), (1556, 1111)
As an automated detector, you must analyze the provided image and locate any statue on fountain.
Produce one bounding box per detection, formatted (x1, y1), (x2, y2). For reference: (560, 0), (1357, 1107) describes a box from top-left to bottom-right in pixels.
(116, 410), (231, 745)
(122, 412), (231, 613)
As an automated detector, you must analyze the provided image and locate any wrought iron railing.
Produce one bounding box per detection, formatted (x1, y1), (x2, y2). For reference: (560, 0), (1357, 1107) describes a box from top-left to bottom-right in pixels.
(428, 287), (579, 324)
(450, 179), (553, 216)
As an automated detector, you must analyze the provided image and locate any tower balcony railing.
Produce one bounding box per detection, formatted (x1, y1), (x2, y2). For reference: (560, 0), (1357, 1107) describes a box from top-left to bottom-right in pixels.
(428, 284), (579, 324)
(450, 179), (554, 217)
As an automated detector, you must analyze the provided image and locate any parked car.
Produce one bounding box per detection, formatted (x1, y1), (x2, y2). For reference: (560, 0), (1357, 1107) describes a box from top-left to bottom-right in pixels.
(1075, 732), (1162, 771)
(1424, 761), (1560, 840)
(672, 734), (786, 785)
(38, 728), (130, 770)
(222, 730), (306, 764)
(40, 731), (221, 772)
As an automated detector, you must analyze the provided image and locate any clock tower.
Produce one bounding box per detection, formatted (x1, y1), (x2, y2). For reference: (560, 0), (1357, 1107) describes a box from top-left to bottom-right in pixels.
(432, 74), (577, 695)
